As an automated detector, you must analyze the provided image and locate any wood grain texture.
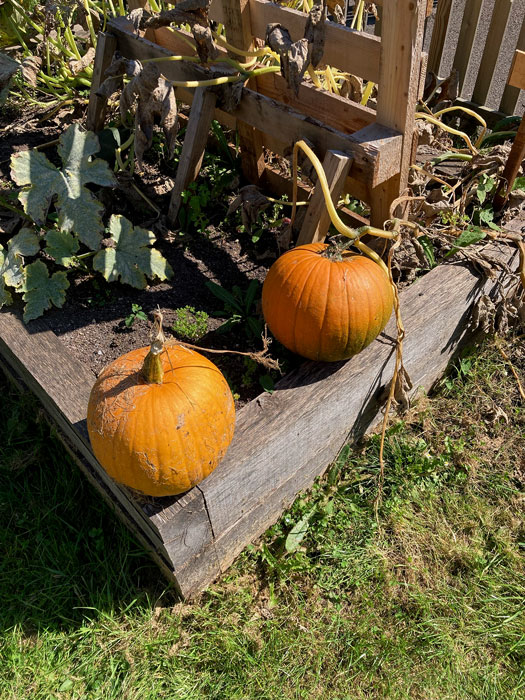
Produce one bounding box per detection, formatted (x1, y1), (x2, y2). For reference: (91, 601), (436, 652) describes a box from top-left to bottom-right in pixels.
(86, 32), (117, 132)
(427, 0), (453, 76)
(221, 0), (266, 183)
(255, 73), (377, 135)
(452, 0), (483, 94)
(508, 50), (525, 90)
(501, 26), (525, 114)
(472, 0), (513, 107)
(232, 89), (401, 186)
(198, 241), (520, 558)
(248, 0), (382, 82)
(168, 88), (217, 223)
(296, 150), (353, 245)
(370, 0), (426, 225)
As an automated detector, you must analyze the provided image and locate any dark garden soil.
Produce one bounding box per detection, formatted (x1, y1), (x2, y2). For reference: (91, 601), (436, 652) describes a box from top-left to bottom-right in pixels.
(0, 103), (295, 406)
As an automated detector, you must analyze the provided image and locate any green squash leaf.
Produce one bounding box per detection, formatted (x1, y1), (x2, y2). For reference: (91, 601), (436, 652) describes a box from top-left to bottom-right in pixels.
(45, 229), (80, 267)
(92, 215), (173, 289)
(0, 248), (13, 308)
(22, 260), (69, 322)
(11, 124), (116, 250)
(0, 228), (41, 311)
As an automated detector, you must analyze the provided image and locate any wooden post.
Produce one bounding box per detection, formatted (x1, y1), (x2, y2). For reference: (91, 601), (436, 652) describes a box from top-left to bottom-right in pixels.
(296, 150), (352, 246)
(500, 19), (525, 116)
(369, 0), (426, 226)
(494, 50), (525, 210)
(222, 0), (266, 183)
(452, 0), (483, 95)
(471, 0), (513, 108)
(427, 0), (453, 76)
(168, 88), (218, 224)
(86, 32), (117, 132)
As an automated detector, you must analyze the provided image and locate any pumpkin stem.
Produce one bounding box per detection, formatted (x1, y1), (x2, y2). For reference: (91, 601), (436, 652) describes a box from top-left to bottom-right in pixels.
(141, 309), (166, 384)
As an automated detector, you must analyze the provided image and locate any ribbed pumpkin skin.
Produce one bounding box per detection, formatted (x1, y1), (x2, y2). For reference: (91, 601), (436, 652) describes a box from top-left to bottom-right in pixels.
(262, 243), (394, 361)
(87, 345), (235, 497)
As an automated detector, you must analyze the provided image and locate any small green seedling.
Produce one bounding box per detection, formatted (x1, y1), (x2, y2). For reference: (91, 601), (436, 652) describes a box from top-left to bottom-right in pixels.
(125, 303), (147, 328)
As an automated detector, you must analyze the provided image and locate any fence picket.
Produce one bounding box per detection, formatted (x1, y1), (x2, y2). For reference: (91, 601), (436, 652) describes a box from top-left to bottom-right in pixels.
(452, 0), (484, 93)
(427, 0), (453, 75)
(471, 0), (513, 107)
(500, 18), (525, 115)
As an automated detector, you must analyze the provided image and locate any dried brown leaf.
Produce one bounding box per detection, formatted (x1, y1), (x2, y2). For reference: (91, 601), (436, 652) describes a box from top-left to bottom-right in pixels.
(392, 365), (413, 412)
(228, 185), (270, 230)
(96, 53), (142, 99)
(69, 47), (95, 76)
(21, 55), (42, 86)
(192, 23), (218, 63)
(120, 63), (178, 167)
(304, 3), (326, 69)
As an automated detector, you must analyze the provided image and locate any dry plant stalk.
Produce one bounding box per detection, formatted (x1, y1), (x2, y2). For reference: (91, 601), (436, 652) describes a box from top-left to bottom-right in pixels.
(151, 309), (281, 373)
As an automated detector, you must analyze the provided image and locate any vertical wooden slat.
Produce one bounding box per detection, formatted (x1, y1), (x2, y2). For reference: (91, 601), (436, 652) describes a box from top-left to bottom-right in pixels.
(296, 150), (353, 245)
(222, 0), (266, 182)
(500, 17), (525, 115)
(86, 32), (118, 132)
(471, 0), (513, 107)
(167, 88), (218, 224)
(452, 0), (484, 94)
(427, 0), (453, 75)
(369, 0), (426, 226)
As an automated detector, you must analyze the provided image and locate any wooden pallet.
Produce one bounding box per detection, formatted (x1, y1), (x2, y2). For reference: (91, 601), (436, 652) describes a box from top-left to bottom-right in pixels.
(0, 241), (520, 597)
(88, 0), (429, 233)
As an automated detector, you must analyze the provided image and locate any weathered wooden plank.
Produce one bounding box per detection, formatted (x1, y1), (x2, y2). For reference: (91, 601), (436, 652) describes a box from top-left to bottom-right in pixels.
(247, 0), (382, 82)
(233, 92), (402, 186)
(222, 0), (266, 183)
(370, 0), (426, 225)
(296, 150), (353, 245)
(197, 242), (520, 565)
(500, 25), (525, 115)
(427, 0), (453, 76)
(472, 0), (513, 108)
(508, 49), (525, 91)
(168, 87), (218, 223)
(255, 72), (376, 134)
(452, 0), (483, 94)
(108, 19), (402, 187)
(86, 32), (117, 132)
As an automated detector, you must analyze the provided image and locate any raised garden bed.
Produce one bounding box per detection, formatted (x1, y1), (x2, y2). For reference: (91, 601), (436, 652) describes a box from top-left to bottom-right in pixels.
(0, 238), (519, 597)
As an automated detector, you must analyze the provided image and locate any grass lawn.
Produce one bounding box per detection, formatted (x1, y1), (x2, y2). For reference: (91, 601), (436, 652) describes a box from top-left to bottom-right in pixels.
(1, 337), (524, 699)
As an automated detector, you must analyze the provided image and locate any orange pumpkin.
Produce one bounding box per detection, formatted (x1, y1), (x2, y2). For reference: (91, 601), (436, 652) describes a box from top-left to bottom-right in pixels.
(87, 338), (235, 497)
(262, 243), (393, 362)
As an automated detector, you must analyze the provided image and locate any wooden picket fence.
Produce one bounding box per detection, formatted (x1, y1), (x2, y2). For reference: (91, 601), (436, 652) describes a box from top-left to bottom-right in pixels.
(426, 0), (525, 121)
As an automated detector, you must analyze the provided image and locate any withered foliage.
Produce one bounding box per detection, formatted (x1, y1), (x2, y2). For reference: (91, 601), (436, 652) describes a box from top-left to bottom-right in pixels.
(127, 0), (217, 64)
(227, 185), (271, 230)
(97, 55), (178, 167)
(265, 2), (327, 94)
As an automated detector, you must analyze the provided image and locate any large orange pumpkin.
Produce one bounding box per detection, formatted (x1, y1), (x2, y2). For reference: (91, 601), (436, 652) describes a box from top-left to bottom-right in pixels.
(87, 338), (235, 497)
(262, 243), (393, 362)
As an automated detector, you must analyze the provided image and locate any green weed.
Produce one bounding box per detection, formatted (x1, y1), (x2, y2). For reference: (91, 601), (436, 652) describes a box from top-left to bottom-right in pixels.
(172, 305), (209, 341)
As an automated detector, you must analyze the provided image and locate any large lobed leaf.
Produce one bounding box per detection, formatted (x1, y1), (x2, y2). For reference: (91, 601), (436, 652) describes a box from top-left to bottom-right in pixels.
(22, 260), (69, 323)
(0, 228), (40, 310)
(11, 124), (116, 251)
(93, 215), (173, 289)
